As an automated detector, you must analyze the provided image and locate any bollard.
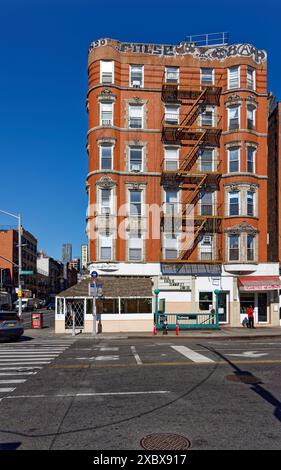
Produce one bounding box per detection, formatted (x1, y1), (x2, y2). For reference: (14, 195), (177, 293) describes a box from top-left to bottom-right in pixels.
(153, 324), (157, 336)
(163, 319), (168, 335)
(176, 323), (179, 336)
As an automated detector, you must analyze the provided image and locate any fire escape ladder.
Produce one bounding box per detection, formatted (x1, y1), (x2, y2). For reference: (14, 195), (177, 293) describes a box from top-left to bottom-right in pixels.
(179, 89), (207, 129)
(182, 174), (208, 213)
(179, 131), (206, 173)
(179, 219), (206, 260)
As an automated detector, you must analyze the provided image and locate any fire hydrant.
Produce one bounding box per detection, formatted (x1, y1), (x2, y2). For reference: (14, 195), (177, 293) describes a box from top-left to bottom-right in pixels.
(153, 324), (157, 336)
(176, 323), (179, 336)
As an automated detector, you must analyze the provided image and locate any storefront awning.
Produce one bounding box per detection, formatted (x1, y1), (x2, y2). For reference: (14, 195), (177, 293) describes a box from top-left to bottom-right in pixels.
(238, 276), (281, 292)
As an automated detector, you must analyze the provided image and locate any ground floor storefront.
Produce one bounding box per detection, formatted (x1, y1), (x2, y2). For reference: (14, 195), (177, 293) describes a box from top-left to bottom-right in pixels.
(55, 262), (281, 333)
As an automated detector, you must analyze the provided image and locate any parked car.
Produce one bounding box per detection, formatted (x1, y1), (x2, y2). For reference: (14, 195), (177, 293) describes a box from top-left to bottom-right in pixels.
(0, 310), (24, 341)
(46, 301), (55, 310)
(14, 298), (35, 312)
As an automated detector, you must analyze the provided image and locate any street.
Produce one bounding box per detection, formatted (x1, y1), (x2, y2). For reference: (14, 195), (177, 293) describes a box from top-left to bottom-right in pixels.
(0, 335), (281, 450)
(20, 309), (55, 330)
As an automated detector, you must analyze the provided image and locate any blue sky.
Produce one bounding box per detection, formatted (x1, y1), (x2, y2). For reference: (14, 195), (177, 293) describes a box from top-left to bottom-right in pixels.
(0, 0), (279, 261)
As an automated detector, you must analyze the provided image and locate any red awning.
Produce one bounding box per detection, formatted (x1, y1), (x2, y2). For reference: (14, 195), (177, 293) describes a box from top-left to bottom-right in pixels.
(238, 276), (281, 292)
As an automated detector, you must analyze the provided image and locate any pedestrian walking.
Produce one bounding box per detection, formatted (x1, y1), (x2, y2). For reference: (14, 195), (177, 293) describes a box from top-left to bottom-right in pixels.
(246, 305), (255, 328)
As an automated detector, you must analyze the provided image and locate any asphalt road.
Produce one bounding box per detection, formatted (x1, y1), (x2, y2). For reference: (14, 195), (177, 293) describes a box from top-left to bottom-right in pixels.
(21, 309), (55, 330)
(0, 336), (281, 450)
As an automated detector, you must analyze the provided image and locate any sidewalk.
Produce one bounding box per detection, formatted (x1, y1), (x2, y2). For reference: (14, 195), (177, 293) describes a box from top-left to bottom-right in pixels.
(23, 326), (281, 341)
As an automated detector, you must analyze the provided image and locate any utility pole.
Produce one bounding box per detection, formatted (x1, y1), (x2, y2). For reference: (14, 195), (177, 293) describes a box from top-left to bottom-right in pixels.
(18, 214), (22, 317)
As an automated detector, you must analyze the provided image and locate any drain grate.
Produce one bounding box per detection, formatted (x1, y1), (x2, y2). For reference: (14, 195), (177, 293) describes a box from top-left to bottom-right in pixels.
(226, 373), (262, 384)
(140, 433), (191, 450)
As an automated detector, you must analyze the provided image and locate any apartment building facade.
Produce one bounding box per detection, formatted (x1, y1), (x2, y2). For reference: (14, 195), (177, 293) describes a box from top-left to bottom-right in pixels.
(84, 36), (280, 332)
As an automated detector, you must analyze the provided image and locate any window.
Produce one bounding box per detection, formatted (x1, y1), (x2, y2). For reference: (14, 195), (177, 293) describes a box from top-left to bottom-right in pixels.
(128, 233), (142, 261)
(200, 235), (213, 261)
(100, 235), (112, 260)
(228, 147), (240, 172)
(247, 66), (255, 90)
(130, 190), (142, 216)
(100, 102), (113, 126)
(130, 65), (143, 88)
(165, 67), (179, 83)
(96, 298), (119, 314)
(200, 192), (213, 216)
(247, 191), (254, 216)
(247, 104), (256, 130)
(247, 235), (254, 261)
(201, 68), (214, 85)
(228, 106), (240, 130)
(100, 61), (114, 84)
(165, 105), (179, 124)
(165, 190), (178, 214)
(229, 235), (239, 261)
(200, 149), (213, 172)
(164, 233), (178, 259)
(199, 292), (213, 311)
(229, 191), (239, 216)
(100, 145), (113, 170)
(201, 109), (213, 127)
(228, 66), (240, 89)
(247, 146), (255, 173)
(129, 105), (143, 129)
(120, 298), (152, 314)
(164, 147), (179, 170)
(129, 147), (143, 172)
(101, 189), (111, 214)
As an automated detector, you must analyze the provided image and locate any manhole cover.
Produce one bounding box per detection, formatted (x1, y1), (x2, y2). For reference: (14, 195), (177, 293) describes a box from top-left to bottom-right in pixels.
(226, 373), (262, 384)
(140, 433), (191, 450)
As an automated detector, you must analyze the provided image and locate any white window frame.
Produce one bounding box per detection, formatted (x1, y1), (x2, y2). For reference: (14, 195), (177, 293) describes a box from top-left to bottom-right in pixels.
(100, 188), (112, 215)
(246, 146), (256, 173)
(199, 148), (214, 172)
(228, 147), (240, 173)
(129, 190), (143, 217)
(228, 105), (240, 130)
(99, 144), (113, 170)
(129, 146), (143, 172)
(128, 233), (143, 261)
(129, 65), (144, 88)
(247, 190), (255, 217)
(200, 192), (214, 216)
(201, 108), (214, 127)
(165, 105), (180, 124)
(200, 68), (214, 85)
(100, 60), (114, 84)
(247, 234), (255, 262)
(164, 146), (179, 171)
(199, 234), (213, 261)
(247, 104), (256, 130)
(164, 233), (178, 259)
(228, 191), (240, 216)
(228, 234), (240, 261)
(165, 66), (179, 83)
(99, 235), (113, 261)
(247, 66), (256, 91)
(228, 66), (240, 89)
(164, 189), (179, 214)
(100, 102), (113, 126)
(129, 105), (144, 129)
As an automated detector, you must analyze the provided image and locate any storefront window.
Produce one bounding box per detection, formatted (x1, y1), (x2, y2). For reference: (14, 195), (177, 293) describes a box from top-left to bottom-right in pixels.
(96, 298), (119, 314)
(199, 292), (213, 311)
(240, 293), (255, 314)
(120, 298), (152, 314)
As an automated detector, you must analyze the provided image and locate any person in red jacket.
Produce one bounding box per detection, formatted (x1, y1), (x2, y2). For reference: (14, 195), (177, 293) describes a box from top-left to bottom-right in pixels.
(246, 305), (255, 328)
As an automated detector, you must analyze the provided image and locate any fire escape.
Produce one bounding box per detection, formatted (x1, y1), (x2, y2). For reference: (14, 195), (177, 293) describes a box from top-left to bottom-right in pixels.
(161, 72), (223, 263)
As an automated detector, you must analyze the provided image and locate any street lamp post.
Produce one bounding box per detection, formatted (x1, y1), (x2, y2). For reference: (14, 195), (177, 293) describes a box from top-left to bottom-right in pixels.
(0, 210), (22, 317)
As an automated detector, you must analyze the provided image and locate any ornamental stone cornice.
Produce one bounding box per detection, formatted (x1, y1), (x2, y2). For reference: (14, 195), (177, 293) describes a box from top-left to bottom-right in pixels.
(225, 222), (259, 235)
(96, 175), (117, 189)
(98, 88), (117, 102)
(225, 94), (243, 107)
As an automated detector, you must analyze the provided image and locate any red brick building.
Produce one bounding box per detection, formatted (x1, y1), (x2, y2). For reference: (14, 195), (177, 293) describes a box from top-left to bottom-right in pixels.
(83, 35), (280, 330)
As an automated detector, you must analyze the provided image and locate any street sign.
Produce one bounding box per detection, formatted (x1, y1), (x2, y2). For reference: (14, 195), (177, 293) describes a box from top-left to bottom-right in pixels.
(17, 290), (22, 298)
(20, 271), (33, 275)
(91, 271), (99, 279)
(88, 283), (103, 297)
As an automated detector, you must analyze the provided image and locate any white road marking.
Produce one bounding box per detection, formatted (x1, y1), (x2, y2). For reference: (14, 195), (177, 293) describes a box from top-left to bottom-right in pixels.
(99, 347), (119, 351)
(171, 345), (215, 363)
(0, 372), (37, 376)
(0, 388), (16, 393)
(95, 356), (119, 361)
(4, 391), (170, 399)
(227, 351), (268, 358)
(0, 379), (26, 384)
(0, 361), (51, 365)
(0, 366), (42, 370)
(131, 346), (142, 365)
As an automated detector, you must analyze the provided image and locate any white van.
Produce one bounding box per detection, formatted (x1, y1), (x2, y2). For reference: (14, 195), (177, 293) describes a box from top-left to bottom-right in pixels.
(15, 298), (34, 312)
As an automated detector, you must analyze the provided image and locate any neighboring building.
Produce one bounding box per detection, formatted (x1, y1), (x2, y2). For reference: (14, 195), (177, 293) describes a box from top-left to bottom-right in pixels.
(0, 227), (37, 298)
(69, 258), (81, 273)
(36, 251), (64, 300)
(268, 100), (281, 263)
(57, 33), (281, 335)
(62, 243), (72, 264)
(81, 244), (88, 271)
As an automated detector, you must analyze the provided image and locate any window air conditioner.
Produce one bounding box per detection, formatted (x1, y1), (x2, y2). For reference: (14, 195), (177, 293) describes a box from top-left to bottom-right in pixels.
(132, 80), (141, 88)
(101, 207), (110, 215)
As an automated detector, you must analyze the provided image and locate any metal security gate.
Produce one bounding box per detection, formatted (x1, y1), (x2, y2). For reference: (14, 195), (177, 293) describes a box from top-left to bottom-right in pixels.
(65, 299), (85, 330)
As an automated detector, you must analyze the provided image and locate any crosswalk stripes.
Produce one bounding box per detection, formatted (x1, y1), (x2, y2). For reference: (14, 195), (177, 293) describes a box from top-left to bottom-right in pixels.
(0, 339), (75, 397)
(171, 345), (215, 363)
